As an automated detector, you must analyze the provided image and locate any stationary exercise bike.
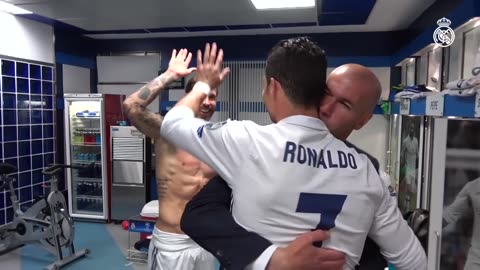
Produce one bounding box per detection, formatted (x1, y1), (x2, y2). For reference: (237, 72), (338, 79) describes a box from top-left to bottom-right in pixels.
(0, 163), (89, 270)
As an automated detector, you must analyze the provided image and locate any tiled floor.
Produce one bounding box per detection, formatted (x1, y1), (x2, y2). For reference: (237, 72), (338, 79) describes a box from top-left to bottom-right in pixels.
(0, 221), (148, 270)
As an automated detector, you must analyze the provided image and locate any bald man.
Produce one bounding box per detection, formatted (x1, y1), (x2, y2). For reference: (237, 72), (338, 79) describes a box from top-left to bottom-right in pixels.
(181, 64), (413, 270)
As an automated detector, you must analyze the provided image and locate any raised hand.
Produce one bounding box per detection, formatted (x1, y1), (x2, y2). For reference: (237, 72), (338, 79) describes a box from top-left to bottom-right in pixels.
(167, 48), (197, 78)
(196, 42), (230, 89)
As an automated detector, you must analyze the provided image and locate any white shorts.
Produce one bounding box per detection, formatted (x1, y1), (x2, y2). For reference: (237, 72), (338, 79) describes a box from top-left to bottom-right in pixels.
(147, 226), (215, 270)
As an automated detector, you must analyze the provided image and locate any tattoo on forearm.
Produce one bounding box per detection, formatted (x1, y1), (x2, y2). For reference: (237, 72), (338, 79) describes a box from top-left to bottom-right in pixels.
(138, 86), (151, 100)
(136, 72), (174, 101)
(159, 72), (174, 86)
(157, 177), (170, 199)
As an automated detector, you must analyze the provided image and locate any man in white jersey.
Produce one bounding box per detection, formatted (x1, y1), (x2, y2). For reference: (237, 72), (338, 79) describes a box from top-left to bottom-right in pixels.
(160, 38), (427, 269)
(443, 177), (480, 269)
(181, 64), (396, 270)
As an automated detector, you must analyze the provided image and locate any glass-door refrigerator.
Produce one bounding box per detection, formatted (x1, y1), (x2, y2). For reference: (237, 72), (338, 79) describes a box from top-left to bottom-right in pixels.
(64, 94), (108, 220)
(428, 118), (480, 270)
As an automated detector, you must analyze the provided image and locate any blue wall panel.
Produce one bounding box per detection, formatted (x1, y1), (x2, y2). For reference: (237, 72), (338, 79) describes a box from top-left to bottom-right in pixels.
(0, 57), (56, 225)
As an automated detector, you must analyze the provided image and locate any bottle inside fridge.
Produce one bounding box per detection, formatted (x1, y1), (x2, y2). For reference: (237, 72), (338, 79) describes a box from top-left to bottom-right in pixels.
(67, 100), (104, 217)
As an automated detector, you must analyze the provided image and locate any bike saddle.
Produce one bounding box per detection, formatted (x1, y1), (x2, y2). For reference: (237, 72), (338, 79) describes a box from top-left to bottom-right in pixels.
(0, 163), (17, 175)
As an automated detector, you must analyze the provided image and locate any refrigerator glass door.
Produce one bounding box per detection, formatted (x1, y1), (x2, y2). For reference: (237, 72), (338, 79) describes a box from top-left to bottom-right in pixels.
(66, 99), (105, 217)
(397, 115), (424, 214)
(429, 119), (480, 270)
(387, 114), (401, 194)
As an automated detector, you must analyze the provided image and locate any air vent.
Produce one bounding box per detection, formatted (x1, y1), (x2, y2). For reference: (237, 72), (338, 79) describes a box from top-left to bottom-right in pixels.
(112, 138), (143, 160)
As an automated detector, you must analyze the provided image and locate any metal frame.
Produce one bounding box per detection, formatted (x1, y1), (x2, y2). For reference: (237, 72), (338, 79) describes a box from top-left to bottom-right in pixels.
(421, 117), (434, 209)
(416, 116), (425, 208)
(427, 118), (448, 270)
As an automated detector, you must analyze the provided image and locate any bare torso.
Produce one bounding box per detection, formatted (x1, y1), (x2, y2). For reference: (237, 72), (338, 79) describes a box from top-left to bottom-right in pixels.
(154, 137), (216, 233)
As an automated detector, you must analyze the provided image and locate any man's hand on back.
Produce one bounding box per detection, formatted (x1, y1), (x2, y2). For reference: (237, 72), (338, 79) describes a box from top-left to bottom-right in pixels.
(267, 230), (345, 270)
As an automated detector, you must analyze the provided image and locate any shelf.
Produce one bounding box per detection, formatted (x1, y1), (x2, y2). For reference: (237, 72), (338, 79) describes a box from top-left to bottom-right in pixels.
(73, 209), (103, 216)
(390, 92), (480, 118)
(75, 176), (102, 181)
(75, 178), (103, 184)
(446, 148), (480, 158)
(77, 195), (103, 199)
(72, 143), (101, 147)
(72, 160), (101, 165)
(74, 178), (102, 183)
(72, 116), (100, 119)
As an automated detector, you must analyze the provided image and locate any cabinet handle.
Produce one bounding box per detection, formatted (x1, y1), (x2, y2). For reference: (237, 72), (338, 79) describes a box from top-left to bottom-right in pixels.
(435, 231), (441, 269)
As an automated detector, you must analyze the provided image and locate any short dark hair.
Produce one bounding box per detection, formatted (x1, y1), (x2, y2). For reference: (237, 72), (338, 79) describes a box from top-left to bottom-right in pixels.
(185, 76), (198, 94)
(265, 37), (327, 108)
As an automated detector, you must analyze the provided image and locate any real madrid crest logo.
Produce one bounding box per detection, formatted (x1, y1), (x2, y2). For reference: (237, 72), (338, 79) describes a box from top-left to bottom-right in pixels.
(433, 17), (455, 47)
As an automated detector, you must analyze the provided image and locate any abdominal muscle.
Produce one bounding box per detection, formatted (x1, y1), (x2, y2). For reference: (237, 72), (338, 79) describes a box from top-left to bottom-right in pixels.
(154, 140), (215, 234)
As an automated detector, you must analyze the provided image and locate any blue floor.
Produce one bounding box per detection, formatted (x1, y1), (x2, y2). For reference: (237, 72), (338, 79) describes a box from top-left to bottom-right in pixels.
(5, 221), (220, 270)
(20, 222), (132, 270)
(3, 217), (394, 270)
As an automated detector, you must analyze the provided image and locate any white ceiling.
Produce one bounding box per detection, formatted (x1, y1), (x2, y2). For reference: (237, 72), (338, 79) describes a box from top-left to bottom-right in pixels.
(8, 0), (437, 39)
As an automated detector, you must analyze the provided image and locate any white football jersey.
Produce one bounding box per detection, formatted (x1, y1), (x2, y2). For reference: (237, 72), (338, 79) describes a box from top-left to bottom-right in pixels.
(161, 106), (426, 270)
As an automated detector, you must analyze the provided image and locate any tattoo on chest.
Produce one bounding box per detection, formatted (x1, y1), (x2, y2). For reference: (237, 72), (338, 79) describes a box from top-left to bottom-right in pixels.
(157, 177), (170, 199)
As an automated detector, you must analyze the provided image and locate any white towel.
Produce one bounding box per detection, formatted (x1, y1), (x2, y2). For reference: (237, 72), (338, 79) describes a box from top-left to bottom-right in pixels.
(394, 91), (425, 101)
(445, 77), (480, 90)
(442, 86), (480, 96)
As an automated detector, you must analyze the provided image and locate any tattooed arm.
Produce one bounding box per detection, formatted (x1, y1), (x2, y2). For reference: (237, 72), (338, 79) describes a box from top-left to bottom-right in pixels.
(123, 48), (196, 139)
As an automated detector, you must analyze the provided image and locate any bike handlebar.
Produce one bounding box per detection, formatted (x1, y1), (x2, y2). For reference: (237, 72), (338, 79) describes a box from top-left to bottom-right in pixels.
(0, 163), (17, 190)
(42, 163), (92, 176)
(0, 179), (14, 191)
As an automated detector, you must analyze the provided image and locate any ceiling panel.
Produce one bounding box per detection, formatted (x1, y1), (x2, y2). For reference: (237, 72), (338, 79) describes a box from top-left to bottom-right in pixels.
(9, 0), (438, 38)
(15, 0), (317, 30)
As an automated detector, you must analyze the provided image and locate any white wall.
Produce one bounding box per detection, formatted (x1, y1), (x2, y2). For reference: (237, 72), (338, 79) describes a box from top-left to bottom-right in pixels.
(448, 19), (480, 81)
(63, 64), (91, 93)
(0, 12), (54, 64)
(96, 55), (161, 112)
(409, 43), (441, 89)
(347, 115), (389, 172)
(97, 55), (160, 83)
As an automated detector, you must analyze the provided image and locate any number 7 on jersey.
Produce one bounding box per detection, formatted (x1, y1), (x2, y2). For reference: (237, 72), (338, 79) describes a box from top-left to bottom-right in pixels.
(296, 192), (347, 230)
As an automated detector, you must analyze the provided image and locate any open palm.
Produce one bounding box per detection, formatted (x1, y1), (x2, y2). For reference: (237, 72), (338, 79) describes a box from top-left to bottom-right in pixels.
(167, 48), (196, 78)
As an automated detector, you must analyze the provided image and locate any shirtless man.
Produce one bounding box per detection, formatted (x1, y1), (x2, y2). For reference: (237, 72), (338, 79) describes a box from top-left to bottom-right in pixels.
(123, 48), (223, 270)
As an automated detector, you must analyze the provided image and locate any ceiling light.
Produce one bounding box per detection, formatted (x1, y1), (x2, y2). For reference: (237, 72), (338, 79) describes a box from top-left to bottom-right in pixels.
(0, 1), (32, 15)
(250, 0), (315, 10)
(473, 18), (480, 28)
